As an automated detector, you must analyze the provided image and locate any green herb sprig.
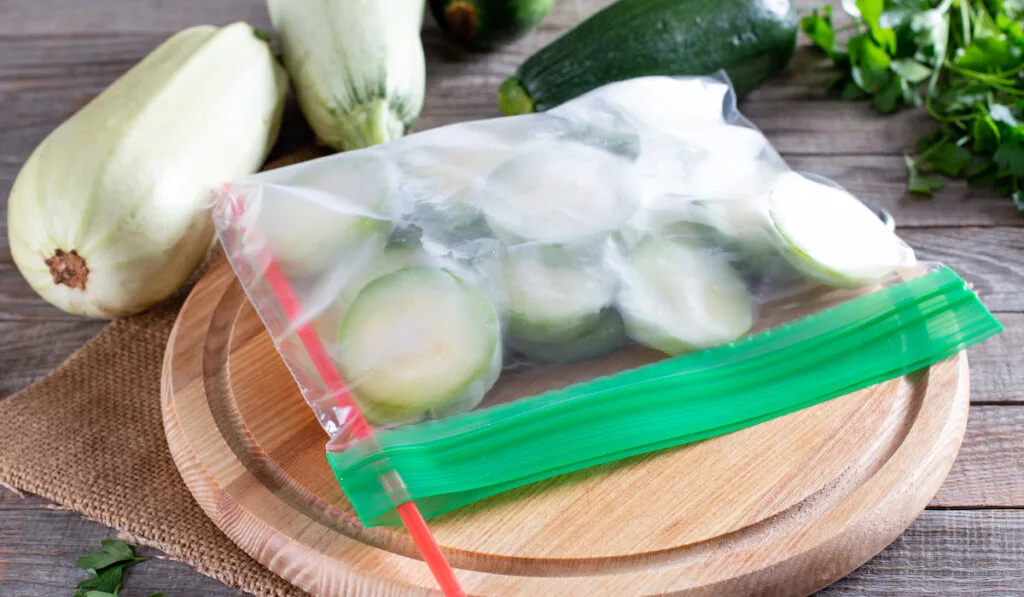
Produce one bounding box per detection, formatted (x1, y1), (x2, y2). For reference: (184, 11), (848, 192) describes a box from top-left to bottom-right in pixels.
(801, 0), (1024, 207)
(74, 539), (166, 597)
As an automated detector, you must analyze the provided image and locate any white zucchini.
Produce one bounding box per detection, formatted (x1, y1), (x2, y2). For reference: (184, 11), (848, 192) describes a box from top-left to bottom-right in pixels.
(336, 267), (501, 423)
(501, 246), (617, 343)
(7, 23), (287, 318)
(617, 236), (754, 355)
(768, 172), (911, 288)
(507, 308), (627, 363)
(268, 0), (426, 150)
(480, 142), (638, 244)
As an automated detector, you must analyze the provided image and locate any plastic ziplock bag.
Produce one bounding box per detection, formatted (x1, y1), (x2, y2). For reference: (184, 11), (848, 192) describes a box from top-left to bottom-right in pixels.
(211, 74), (1002, 527)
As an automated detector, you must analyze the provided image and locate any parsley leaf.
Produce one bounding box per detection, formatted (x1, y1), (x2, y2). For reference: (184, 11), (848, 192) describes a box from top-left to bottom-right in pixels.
(801, 7), (838, 56)
(857, 0), (886, 27)
(994, 140), (1024, 177)
(973, 115), (1001, 152)
(925, 141), (975, 176)
(74, 539), (156, 597)
(873, 74), (905, 112)
(905, 155), (945, 194)
(891, 58), (933, 82)
(956, 35), (1020, 71)
(849, 35), (893, 91)
(76, 539), (140, 572)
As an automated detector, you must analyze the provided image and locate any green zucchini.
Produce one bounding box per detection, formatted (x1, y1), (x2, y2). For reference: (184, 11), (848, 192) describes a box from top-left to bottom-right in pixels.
(498, 0), (798, 115)
(430, 0), (557, 51)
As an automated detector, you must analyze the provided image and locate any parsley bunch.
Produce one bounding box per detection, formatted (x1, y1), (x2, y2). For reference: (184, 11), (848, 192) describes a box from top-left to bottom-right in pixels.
(801, 0), (1024, 207)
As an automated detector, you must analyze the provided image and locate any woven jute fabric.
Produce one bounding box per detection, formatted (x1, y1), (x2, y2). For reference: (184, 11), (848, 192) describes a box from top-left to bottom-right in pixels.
(0, 261), (308, 597)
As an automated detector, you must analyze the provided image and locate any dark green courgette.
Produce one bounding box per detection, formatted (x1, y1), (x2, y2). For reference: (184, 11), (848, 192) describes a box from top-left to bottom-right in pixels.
(430, 0), (558, 51)
(499, 0), (798, 114)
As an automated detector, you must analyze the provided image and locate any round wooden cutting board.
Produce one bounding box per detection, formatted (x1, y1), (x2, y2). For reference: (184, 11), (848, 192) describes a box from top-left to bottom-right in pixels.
(162, 259), (970, 597)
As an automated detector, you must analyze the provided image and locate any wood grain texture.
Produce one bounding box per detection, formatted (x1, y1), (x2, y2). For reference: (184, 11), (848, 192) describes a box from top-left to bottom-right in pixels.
(0, 320), (104, 397)
(933, 406), (1024, 507)
(966, 314), (1023, 403)
(161, 259), (973, 596)
(901, 228), (1024, 312)
(818, 509), (1024, 596)
(0, 490), (245, 597)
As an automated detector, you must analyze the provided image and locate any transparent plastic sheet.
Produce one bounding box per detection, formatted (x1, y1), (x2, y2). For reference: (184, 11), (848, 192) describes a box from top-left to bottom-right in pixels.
(210, 73), (999, 527)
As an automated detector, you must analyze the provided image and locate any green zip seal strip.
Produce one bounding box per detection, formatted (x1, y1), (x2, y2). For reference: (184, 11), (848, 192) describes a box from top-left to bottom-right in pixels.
(327, 267), (1002, 527)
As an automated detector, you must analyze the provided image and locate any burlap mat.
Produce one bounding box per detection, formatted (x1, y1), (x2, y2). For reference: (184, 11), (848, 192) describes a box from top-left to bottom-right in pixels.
(0, 264), (308, 597)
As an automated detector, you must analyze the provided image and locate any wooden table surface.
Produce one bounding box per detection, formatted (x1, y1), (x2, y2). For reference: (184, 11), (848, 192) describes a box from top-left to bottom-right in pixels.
(1, 0), (1022, 595)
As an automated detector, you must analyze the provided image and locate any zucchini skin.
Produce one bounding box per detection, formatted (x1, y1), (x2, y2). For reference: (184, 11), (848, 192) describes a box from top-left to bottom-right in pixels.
(430, 0), (557, 51)
(499, 0), (797, 114)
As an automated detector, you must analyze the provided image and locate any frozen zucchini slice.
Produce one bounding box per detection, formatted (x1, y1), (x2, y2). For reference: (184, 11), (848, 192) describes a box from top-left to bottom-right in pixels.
(480, 142), (638, 244)
(507, 308), (627, 363)
(768, 172), (909, 288)
(501, 247), (617, 343)
(617, 236), (754, 355)
(336, 267), (501, 423)
(355, 341), (503, 426)
(396, 137), (517, 245)
(256, 154), (394, 275)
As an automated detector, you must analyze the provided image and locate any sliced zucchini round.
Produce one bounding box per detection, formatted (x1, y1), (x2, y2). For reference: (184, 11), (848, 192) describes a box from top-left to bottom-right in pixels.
(336, 267), (501, 420)
(768, 172), (908, 288)
(617, 236), (754, 355)
(256, 154), (394, 275)
(687, 197), (782, 268)
(335, 245), (432, 314)
(480, 142), (638, 244)
(355, 341), (503, 426)
(396, 137), (518, 244)
(501, 246), (617, 343)
(507, 308), (627, 363)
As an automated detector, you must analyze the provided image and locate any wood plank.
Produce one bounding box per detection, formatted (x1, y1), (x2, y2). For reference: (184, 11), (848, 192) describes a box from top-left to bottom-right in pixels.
(900, 228), (1024, 313)
(0, 491), (244, 597)
(818, 509), (1024, 596)
(0, 320), (105, 397)
(0, 0), (618, 36)
(967, 314), (1023, 404)
(932, 406), (1024, 508)
(785, 156), (1023, 226)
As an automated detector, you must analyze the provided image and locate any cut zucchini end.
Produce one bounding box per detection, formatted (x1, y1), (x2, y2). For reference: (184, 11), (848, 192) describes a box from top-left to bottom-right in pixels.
(768, 173), (905, 288)
(499, 77), (535, 115)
